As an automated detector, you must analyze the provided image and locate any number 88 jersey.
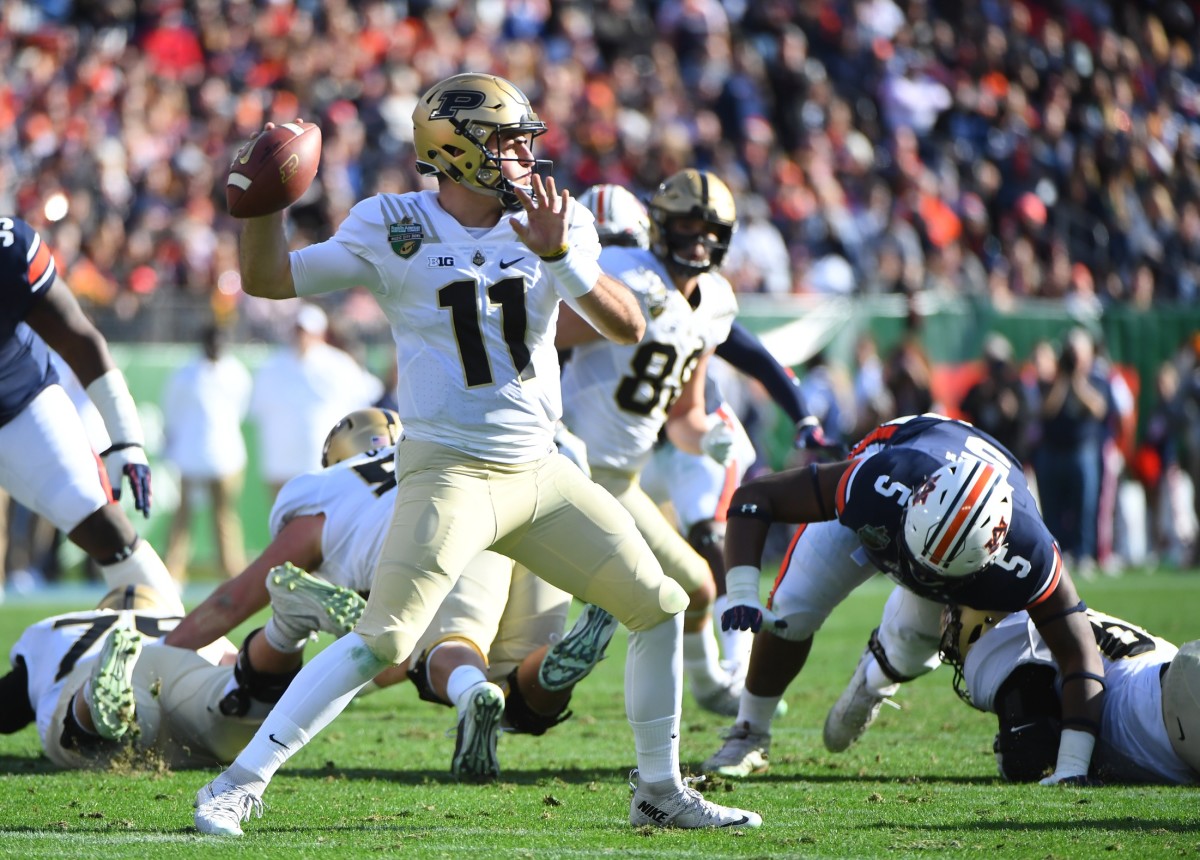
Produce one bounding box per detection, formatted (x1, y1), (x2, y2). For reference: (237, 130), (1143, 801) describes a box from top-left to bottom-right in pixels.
(560, 246), (737, 473)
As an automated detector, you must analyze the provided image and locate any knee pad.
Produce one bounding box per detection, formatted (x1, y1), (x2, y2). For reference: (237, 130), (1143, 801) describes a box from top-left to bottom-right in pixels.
(992, 664), (1062, 782)
(217, 629), (302, 717)
(686, 519), (725, 577)
(502, 667), (573, 736)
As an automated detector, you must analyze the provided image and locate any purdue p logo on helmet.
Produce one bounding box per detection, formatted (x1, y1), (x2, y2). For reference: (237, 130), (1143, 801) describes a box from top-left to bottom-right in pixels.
(902, 458), (1013, 580)
(412, 73), (547, 211)
(322, 408), (402, 468)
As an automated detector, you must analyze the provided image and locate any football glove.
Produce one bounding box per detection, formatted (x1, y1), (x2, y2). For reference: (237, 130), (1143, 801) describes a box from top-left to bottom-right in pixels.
(700, 414), (736, 467)
(794, 417), (847, 457)
(101, 443), (153, 517)
(720, 565), (786, 633)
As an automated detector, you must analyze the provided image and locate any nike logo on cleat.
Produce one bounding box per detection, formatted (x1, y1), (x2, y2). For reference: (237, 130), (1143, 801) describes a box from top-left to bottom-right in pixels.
(1178, 718), (1187, 742)
(722, 816), (751, 828)
(636, 801), (669, 823)
(500, 257), (524, 269)
(268, 733), (289, 750)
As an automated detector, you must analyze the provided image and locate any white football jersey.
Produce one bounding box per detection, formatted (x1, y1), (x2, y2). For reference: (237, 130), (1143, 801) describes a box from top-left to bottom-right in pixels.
(295, 190), (602, 463)
(965, 610), (1196, 784)
(269, 446), (399, 593)
(561, 247), (738, 472)
(10, 609), (180, 752)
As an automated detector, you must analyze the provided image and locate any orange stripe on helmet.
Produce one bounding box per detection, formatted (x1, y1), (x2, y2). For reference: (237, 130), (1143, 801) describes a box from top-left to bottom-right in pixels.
(928, 462), (995, 566)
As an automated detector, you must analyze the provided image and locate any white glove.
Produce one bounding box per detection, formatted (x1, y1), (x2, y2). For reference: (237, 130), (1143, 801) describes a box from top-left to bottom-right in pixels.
(700, 414), (736, 467)
(1039, 728), (1097, 786)
(720, 565), (786, 633)
(85, 369), (152, 517)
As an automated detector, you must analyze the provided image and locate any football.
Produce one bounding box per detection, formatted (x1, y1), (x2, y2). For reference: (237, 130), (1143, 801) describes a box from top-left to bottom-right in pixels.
(226, 121), (322, 218)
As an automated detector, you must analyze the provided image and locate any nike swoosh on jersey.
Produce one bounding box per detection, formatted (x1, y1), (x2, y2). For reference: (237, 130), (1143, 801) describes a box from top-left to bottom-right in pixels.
(500, 257), (525, 268)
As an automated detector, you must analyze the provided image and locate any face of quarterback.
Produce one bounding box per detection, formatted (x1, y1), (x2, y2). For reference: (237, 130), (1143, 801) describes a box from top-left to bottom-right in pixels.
(491, 129), (538, 191)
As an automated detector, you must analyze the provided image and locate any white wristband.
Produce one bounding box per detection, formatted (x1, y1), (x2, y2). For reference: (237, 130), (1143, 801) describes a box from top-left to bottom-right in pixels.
(1053, 727), (1096, 778)
(725, 565), (762, 603)
(541, 245), (600, 299)
(85, 368), (145, 447)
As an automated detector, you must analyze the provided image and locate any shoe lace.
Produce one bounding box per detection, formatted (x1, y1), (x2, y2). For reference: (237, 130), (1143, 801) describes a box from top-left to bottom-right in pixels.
(207, 786), (263, 822)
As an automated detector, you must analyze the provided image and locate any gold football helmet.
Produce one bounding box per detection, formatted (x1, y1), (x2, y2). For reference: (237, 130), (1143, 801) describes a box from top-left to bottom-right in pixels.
(98, 584), (167, 611)
(648, 169), (737, 274)
(321, 408), (402, 467)
(412, 73), (547, 211)
(939, 604), (1010, 705)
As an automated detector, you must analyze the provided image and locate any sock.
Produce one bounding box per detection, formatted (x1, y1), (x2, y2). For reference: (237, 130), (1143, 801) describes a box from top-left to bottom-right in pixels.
(99, 541), (182, 614)
(625, 615), (683, 788)
(865, 657), (901, 696)
(262, 616), (311, 654)
(629, 715), (679, 786)
(229, 632), (386, 785)
(683, 628), (726, 696)
(446, 665), (489, 715)
(736, 691), (782, 734)
(713, 595), (753, 668)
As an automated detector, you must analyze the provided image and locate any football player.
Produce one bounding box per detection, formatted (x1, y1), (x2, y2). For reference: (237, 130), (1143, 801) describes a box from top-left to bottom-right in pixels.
(195, 73), (760, 835)
(167, 409), (611, 781)
(704, 413), (1105, 787)
(0, 571), (361, 771)
(576, 182), (834, 708)
(0, 216), (177, 601)
(940, 600), (1199, 784)
(557, 170), (744, 715)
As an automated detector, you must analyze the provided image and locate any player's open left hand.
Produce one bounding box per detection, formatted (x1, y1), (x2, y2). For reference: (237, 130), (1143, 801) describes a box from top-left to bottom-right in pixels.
(511, 175), (570, 258)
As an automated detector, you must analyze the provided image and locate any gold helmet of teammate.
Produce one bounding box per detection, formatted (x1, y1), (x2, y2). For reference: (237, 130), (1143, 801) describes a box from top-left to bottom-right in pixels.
(321, 408), (402, 468)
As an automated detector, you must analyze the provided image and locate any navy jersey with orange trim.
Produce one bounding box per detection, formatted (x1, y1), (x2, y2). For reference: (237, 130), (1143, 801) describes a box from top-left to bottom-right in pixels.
(0, 216), (59, 428)
(836, 414), (1061, 610)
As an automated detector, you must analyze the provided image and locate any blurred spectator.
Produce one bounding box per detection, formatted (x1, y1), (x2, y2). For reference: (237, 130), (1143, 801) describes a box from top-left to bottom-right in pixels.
(851, 331), (892, 440)
(161, 323), (252, 581)
(1094, 338), (1137, 575)
(959, 333), (1032, 464)
(249, 303), (383, 500)
(1137, 360), (1197, 568)
(1033, 328), (1110, 577)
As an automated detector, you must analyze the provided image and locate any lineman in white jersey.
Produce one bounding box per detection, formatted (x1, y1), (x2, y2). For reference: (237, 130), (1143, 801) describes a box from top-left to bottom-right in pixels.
(196, 73), (760, 835)
(942, 602), (1199, 784)
(0, 575), (357, 770)
(167, 409), (609, 781)
(560, 170), (743, 715)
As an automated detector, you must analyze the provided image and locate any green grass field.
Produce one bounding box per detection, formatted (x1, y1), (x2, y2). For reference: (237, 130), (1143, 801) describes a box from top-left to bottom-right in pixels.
(0, 570), (1197, 859)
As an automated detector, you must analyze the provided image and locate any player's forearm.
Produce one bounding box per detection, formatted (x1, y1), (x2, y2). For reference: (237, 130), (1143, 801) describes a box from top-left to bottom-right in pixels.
(1039, 608), (1105, 739)
(665, 408), (708, 456)
(239, 213), (297, 299)
(570, 273), (645, 344)
(164, 574), (267, 650)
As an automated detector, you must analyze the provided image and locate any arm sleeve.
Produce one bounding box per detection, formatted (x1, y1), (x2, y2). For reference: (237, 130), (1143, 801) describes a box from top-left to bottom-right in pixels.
(715, 322), (810, 423)
(290, 239), (379, 297)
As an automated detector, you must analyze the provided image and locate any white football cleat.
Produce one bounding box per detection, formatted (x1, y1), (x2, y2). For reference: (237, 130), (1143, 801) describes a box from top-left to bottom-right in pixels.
(450, 682), (505, 781)
(628, 770), (762, 829)
(702, 721), (771, 778)
(538, 603), (619, 691)
(823, 646), (900, 752)
(194, 779), (263, 836)
(266, 562), (366, 639)
(87, 626), (142, 741)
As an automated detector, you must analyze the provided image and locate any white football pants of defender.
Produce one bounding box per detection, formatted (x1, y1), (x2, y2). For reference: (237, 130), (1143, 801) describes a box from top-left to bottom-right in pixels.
(409, 549), (572, 683)
(771, 521), (944, 680)
(224, 439), (689, 790)
(0, 384), (178, 601)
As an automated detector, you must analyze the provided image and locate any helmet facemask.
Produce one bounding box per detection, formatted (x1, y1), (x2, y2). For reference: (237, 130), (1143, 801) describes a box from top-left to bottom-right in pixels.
(648, 169), (737, 277)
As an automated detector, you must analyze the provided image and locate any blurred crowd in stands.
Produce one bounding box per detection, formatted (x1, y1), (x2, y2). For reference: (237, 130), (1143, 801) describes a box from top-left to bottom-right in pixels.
(4, 0), (1200, 587)
(4, 0), (1200, 340)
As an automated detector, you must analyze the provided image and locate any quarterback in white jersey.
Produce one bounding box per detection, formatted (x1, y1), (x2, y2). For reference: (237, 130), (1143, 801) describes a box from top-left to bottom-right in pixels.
(198, 73), (759, 836)
(946, 604), (1198, 785)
